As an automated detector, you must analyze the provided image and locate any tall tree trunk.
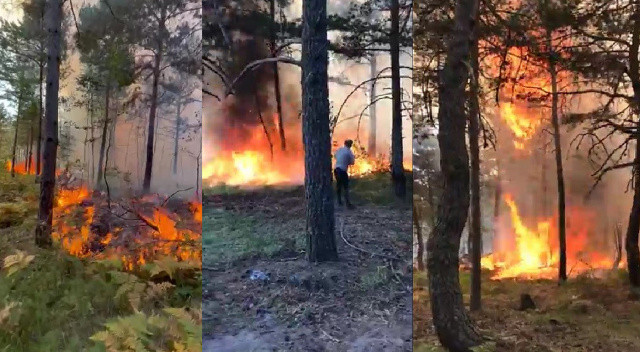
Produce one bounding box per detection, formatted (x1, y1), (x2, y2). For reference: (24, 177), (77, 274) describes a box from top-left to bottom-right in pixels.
(26, 123), (33, 174)
(10, 96), (21, 178)
(541, 142), (548, 216)
(90, 92), (95, 183)
(390, 0), (406, 198)
(172, 99), (181, 174)
(414, 205), (424, 271)
(302, 0), (337, 262)
(36, 62), (44, 178)
(625, 6), (640, 288)
(270, 0), (286, 151)
(35, 0), (62, 248)
(427, 0), (483, 350)
(468, 13), (482, 311)
(547, 30), (567, 283)
(368, 54), (377, 155)
(493, 158), (502, 235)
(143, 40), (163, 193)
(96, 82), (111, 190)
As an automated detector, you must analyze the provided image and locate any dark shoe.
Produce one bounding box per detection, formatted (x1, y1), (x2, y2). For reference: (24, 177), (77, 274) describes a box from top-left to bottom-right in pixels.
(347, 203), (355, 210)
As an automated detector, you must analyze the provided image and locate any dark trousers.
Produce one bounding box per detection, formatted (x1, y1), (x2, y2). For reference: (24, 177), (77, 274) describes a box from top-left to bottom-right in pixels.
(334, 168), (351, 205)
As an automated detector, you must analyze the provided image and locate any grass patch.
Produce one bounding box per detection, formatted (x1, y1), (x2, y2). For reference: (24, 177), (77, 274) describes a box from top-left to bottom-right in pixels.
(414, 269), (640, 351)
(350, 171), (413, 206)
(202, 207), (303, 267)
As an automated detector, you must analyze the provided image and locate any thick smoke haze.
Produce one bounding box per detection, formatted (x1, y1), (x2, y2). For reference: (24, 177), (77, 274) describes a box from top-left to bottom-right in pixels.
(59, 0), (202, 197)
(204, 0), (412, 180)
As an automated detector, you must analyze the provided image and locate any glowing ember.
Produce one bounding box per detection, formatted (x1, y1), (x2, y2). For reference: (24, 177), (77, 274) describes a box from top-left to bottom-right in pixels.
(482, 194), (617, 280)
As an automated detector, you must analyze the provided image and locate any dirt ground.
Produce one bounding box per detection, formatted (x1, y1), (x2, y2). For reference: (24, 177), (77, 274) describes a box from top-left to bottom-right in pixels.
(203, 176), (413, 351)
(413, 270), (640, 352)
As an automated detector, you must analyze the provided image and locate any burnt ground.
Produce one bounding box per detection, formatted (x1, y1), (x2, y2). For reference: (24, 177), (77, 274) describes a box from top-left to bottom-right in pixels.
(414, 270), (640, 352)
(203, 173), (413, 352)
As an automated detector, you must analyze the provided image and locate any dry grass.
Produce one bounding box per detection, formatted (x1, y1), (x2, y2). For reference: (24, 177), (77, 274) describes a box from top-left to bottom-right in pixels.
(414, 269), (640, 352)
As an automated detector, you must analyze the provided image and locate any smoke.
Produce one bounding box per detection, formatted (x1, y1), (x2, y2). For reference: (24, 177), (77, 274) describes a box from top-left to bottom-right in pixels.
(487, 91), (633, 260)
(59, 0), (201, 197)
(204, 0), (413, 176)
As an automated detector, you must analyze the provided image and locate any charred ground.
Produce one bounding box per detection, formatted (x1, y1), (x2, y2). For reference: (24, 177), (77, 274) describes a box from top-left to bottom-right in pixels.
(203, 172), (413, 352)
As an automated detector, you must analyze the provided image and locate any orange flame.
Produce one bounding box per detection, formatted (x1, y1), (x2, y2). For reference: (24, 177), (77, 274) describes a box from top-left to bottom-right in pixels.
(482, 194), (617, 279)
(204, 124), (400, 186)
(52, 186), (201, 271)
(499, 102), (544, 150)
(5, 159), (35, 175)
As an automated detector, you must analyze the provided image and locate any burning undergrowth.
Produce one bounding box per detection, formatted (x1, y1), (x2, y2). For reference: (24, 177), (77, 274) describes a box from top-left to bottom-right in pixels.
(205, 32), (400, 187)
(479, 193), (622, 280)
(52, 177), (202, 271)
(5, 158), (36, 176)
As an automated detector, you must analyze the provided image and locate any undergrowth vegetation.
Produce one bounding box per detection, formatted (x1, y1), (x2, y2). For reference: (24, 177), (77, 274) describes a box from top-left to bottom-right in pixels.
(0, 170), (201, 352)
(413, 269), (640, 351)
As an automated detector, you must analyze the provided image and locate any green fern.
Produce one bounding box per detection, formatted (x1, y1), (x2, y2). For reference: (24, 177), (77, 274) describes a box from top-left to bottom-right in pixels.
(91, 308), (201, 352)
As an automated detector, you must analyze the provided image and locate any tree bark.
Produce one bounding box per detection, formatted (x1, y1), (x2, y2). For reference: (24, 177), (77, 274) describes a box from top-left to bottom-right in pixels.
(36, 62), (44, 178)
(26, 122), (33, 174)
(427, 0), (483, 350)
(625, 6), (640, 288)
(468, 13), (482, 311)
(302, 0), (338, 262)
(96, 82), (111, 190)
(89, 92), (95, 183)
(369, 54), (377, 155)
(390, 0), (406, 198)
(270, 0), (286, 151)
(547, 30), (567, 283)
(35, 0), (62, 248)
(414, 205), (424, 271)
(143, 35), (163, 193)
(10, 95), (21, 178)
(172, 99), (181, 174)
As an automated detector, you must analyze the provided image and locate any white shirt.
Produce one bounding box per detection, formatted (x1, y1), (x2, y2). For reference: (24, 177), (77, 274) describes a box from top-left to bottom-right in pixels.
(335, 146), (355, 171)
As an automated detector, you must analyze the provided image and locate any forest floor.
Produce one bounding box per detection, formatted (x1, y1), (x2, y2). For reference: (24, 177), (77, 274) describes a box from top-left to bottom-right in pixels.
(0, 169), (201, 351)
(414, 269), (640, 352)
(203, 172), (413, 352)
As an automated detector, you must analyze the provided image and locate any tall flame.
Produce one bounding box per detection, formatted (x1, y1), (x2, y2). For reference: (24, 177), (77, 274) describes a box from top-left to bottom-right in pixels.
(482, 194), (617, 279)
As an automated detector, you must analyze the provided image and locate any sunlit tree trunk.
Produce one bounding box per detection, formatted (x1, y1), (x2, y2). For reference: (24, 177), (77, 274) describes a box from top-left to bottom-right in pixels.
(35, 0), (63, 248)
(302, 0), (337, 262)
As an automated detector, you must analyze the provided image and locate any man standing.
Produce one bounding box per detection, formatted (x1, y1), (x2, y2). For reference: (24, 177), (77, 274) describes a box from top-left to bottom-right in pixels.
(334, 139), (355, 209)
